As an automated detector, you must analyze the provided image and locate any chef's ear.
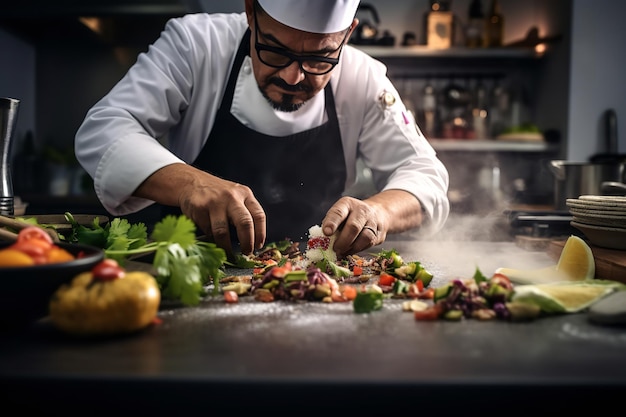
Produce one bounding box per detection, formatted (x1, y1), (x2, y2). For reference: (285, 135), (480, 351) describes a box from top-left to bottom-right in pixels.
(346, 18), (359, 42)
(245, 0), (255, 25)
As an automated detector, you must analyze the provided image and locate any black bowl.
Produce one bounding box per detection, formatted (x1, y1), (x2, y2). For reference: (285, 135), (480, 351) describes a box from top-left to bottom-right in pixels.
(0, 241), (105, 328)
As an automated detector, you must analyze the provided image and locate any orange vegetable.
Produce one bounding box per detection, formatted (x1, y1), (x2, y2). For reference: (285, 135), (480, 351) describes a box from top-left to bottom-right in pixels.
(0, 226), (76, 267)
(352, 266), (363, 276)
(46, 247), (75, 264)
(0, 249), (36, 267)
(340, 285), (357, 301)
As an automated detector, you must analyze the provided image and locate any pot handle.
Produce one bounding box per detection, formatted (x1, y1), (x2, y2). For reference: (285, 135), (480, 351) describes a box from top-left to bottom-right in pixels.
(548, 160), (566, 181)
(601, 181), (626, 196)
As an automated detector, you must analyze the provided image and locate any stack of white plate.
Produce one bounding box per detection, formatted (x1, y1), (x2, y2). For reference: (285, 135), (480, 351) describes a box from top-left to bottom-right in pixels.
(566, 195), (626, 250)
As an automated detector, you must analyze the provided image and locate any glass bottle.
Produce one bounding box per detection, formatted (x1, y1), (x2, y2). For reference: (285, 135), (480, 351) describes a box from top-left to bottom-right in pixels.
(485, 0), (504, 47)
(421, 79), (438, 139)
(423, 0), (454, 48)
(465, 0), (486, 48)
(471, 78), (489, 139)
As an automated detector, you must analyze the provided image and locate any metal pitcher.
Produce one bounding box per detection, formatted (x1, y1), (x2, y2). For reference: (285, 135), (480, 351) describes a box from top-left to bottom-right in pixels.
(0, 97), (20, 216)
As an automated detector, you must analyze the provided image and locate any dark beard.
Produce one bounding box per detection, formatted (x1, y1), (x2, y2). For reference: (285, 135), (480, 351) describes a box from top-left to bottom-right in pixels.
(260, 77), (311, 112)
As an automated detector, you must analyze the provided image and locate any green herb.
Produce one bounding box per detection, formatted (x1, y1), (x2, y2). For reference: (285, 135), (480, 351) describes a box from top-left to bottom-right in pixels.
(473, 267), (488, 284)
(65, 212), (227, 306)
(353, 291), (384, 313)
(314, 250), (351, 278)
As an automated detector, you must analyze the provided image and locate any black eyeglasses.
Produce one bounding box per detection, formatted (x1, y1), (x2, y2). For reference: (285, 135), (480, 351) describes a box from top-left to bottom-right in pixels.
(253, 4), (349, 75)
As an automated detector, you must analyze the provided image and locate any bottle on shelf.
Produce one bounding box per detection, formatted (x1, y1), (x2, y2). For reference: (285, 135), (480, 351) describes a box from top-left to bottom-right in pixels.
(421, 78), (438, 139)
(422, 0), (455, 49)
(485, 0), (504, 47)
(471, 78), (489, 139)
(465, 0), (486, 48)
(488, 78), (511, 138)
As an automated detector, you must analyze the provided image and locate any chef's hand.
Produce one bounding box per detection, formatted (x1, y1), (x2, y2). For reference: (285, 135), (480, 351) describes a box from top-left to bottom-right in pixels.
(321, 190), (425, 257)
(321, 196), (388, 257)
(134, 164), (266, 259)
(178, 174), (266, 259)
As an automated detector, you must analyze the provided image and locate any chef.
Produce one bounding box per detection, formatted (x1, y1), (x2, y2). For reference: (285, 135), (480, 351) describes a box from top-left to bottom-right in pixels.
(74, 0), (450, 259)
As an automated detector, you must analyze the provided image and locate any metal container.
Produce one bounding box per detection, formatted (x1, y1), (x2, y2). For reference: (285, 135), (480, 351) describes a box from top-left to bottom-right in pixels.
(0, 97), (20, 216)
(549, 160), (626, 210)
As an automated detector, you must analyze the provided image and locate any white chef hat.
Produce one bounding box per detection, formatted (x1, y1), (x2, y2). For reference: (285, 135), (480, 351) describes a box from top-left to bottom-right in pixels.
(257, 0), (360, 34)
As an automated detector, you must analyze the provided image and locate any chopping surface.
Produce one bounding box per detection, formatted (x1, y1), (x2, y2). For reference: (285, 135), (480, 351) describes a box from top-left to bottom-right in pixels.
(1, 240), (625, 415)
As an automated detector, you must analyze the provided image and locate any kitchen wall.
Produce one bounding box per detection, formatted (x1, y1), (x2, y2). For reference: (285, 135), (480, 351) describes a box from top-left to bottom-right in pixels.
(0, 27), (35, 150)
(568, 0), (626, 160)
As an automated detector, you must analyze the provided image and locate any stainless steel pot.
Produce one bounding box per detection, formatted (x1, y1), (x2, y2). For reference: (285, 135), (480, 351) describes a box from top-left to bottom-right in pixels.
(549, 160), (626, 209)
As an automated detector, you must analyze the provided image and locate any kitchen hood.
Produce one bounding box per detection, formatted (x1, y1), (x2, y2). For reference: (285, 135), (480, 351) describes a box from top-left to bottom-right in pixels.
(1, 0), (244, 46)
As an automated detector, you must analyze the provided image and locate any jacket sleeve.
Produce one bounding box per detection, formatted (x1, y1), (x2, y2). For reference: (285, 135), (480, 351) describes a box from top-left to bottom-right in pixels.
(74, 13), (246, 215)
(333, 46), (450, 236)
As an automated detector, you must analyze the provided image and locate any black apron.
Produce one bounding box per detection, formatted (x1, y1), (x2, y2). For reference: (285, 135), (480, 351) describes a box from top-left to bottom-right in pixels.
(165, 29), (346, 243)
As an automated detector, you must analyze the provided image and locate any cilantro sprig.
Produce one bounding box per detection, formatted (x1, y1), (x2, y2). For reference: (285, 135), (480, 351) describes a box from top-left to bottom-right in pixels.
(65, 212), (227, 306)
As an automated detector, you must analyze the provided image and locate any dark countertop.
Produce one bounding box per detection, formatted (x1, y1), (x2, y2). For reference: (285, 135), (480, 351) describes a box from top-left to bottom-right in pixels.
(1, 240), (625, 416)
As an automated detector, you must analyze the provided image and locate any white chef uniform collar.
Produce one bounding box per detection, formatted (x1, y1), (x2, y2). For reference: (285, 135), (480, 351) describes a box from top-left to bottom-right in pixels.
(231, 56), (327, 137)
(257, 0), (360, 33)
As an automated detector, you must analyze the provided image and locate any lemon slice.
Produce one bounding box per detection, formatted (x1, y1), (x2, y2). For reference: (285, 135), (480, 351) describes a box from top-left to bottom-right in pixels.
(495, 235), (595, 285)
(512, 282), (616, 313)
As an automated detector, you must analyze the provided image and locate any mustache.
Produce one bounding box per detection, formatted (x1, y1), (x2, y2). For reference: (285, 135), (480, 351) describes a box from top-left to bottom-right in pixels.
(268, 77), (312, 93)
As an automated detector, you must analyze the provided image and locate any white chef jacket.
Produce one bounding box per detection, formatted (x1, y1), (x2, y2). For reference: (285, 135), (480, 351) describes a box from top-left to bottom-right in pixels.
(74, 12), (450, 236)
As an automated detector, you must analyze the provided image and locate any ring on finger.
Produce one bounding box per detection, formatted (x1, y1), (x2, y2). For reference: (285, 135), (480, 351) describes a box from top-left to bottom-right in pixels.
(363, 225), (378, 236)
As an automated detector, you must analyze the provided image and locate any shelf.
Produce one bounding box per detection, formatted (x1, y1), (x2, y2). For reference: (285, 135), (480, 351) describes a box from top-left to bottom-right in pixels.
(428, 139), (558, 152)
(353, 45), (543, 60)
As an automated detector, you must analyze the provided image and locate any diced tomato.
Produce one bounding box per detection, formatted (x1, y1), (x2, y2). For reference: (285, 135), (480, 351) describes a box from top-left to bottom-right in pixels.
(352, 266), (363, 276)
(414, 304), (443, 321)
(418, 287), (435, 300)
(224, 290), (239, 304)
(307, 236), (330, 250)
(378, 273), (396, 286)
(416, 279), (424, 292)
(491, 272), (513, 289)
(331, 285), (356, 302)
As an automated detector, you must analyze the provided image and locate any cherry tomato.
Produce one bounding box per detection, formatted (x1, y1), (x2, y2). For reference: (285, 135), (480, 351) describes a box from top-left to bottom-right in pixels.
(352, 266), (363, 276)
(224, 290), (239, 304)
(92, 259), (125, 281)
(17, 226), (53, 245)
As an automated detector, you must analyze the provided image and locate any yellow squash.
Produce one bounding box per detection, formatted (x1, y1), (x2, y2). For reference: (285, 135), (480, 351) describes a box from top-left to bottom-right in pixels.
(49, 269), (160, 336)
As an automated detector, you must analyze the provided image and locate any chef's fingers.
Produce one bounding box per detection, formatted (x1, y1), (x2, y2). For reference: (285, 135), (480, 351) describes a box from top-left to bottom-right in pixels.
(233, 197), (266, 255)
(245, 197), (266, 251)
(321, 196), (352, 236)
(323, 197), (378, 255)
